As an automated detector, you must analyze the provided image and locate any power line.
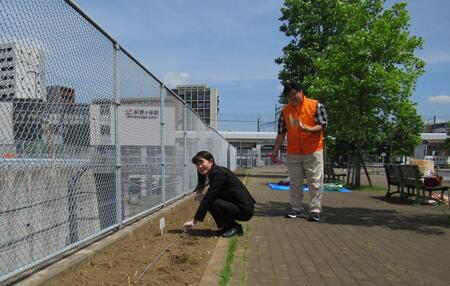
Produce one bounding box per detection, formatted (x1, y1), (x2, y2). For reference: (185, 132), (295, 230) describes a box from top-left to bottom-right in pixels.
(210, 119), (258, 123)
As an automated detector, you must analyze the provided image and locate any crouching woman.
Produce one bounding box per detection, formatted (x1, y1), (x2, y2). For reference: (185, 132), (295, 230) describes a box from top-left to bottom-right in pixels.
(183, 151), (255, 237)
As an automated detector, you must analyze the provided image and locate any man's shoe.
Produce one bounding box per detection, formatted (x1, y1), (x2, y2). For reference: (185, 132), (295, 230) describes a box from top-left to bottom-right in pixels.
(307, 212), (320, 222)
(221, 224), (244, 238)
(284, 210), (307, 219)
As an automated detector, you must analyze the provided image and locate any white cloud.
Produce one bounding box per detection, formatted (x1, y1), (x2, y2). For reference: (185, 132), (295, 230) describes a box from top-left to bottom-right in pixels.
(277, 83), (284, 92)
(163, 72), (191, 88)
(427, 95), (450, 104)
(422, 52), (450, 64)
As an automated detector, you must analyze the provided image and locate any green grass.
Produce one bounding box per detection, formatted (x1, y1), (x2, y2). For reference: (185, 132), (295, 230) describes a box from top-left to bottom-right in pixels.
(235, 168), (249, 176)
(240, 224), (249, 286)
(219, 235), (239, 286)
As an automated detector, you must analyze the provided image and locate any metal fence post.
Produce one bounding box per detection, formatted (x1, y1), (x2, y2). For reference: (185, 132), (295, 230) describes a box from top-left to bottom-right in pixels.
(183, 103), (188, 194)
(160, 84), (166, 203)
(227, 143), (231, 169)
(113, 43), (122, 227)
(0, 2), (243, 282)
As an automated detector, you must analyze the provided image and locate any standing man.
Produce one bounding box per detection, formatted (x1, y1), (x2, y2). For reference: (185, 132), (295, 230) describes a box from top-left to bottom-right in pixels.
(271, 83), (327, 222)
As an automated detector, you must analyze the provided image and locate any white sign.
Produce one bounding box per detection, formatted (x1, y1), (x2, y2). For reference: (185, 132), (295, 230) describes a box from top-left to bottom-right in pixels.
(125, 108), (159, 119)
(159, 217), (165, 236)
(119, 105), (176, 146)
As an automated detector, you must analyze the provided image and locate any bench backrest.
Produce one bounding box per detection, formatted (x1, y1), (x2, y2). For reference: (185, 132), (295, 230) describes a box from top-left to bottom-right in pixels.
(384, 164), (401, 185)
(399, 164), (422, 189)
(325, 162), (335, 175)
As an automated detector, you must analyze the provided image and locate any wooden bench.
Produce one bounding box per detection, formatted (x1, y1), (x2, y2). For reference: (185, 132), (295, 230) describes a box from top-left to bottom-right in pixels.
(384, 164), (449, 203)
(397, 164), (421, 198)
(400, 164), (449, 202)
(324, 162), (346, 182)
(384, 164), (402, 197)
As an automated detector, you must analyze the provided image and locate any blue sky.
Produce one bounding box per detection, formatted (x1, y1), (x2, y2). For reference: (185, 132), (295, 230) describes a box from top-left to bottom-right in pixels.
(75, 0), (450, 131)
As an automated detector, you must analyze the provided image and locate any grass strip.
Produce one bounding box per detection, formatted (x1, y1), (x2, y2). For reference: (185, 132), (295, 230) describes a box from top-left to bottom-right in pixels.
(349, 184), (387, 192)
(219, 235), (238, 286)
(218, 167), (251, 285)
(240, 223), (249, 286)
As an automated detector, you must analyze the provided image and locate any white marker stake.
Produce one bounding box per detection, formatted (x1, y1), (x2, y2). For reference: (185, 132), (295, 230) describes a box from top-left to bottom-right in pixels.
(159, 217), (165, 236)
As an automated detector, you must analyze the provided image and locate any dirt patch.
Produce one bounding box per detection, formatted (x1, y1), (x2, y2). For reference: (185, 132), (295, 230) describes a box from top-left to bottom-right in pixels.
(57, 198), (219, 286)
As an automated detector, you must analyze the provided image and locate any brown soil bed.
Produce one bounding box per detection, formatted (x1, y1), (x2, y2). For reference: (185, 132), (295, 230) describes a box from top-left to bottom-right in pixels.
(57, 198), (219, 286)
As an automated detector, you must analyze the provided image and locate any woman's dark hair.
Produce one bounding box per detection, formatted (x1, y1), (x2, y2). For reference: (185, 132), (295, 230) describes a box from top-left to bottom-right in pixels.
(192, 151), (215, 193)
(191, 150), (215, 165)
(191, 151), (234, 193)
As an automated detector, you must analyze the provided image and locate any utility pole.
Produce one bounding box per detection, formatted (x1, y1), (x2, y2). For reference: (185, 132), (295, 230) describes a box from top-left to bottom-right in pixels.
(257, 118), (260, 132)
(274, 104), (277, 125)
(433, 115), (436, 132)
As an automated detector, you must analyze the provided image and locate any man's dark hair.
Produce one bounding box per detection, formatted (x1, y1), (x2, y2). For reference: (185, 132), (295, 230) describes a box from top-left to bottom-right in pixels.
(282, 82), (302, 95)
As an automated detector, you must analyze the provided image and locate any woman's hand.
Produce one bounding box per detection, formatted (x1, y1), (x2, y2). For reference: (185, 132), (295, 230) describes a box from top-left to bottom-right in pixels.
(194, 192), (205, 203)
(183, 219), (197, 231)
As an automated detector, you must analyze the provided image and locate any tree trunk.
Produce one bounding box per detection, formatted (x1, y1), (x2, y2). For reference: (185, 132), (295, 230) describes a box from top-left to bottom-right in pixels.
(354, 148), (361, 187)
(346, 151), (352, 185)
(359, 151), (372, 187)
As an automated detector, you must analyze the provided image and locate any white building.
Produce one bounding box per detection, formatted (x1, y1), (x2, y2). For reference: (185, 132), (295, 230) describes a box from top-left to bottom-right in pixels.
(0, 42), (44, 101)
(415, 133), (449, 165)
(221, 131), (450, 168)
(90, 97), (182, 208)
(90, 97), (176, 147)
(220, 131), (284, 168)
(0, 86), (90, 158)
(172, 84), (219, 130)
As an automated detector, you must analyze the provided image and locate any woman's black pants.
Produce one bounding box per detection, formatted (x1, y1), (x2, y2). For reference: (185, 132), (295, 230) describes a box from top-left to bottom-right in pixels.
(207, 199), (253, 229)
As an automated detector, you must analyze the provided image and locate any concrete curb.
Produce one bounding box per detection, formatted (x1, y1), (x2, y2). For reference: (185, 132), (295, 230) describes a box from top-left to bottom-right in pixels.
(198, 237), (229, 286)
(229, 223), (248, 286)
(13, 194), (193, 286)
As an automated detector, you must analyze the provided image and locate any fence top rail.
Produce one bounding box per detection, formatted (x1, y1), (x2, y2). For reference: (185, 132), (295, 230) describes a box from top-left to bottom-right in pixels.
(0, 158), (90, 166)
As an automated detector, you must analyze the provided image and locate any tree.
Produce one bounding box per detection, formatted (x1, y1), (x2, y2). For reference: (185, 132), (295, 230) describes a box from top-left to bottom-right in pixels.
(444, 122), (450, 155)
(276, 0), (425, 186)
(386, 101), (423, 162)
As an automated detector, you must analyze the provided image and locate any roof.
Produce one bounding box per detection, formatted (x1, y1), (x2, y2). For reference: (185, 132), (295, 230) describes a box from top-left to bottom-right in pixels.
(220, 131), (449, 143)
(219, 132), (277, 140)
(420, 133), (449, 141)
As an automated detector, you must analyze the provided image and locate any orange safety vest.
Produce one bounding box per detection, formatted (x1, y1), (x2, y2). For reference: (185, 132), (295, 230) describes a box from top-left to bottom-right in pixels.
(282, 96), (324, 155)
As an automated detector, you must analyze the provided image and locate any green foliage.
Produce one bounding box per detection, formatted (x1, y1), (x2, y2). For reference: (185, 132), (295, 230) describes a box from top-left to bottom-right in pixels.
(219, 236), (238, 286)
(444, 138), (450, 153)
(445, 122), (450, 153)
(276, 0), (425, 158)
(350, 184), (387, 192)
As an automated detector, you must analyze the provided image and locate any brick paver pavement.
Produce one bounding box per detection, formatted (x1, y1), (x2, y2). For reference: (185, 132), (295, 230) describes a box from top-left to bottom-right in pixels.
(243, 167), (450, 286)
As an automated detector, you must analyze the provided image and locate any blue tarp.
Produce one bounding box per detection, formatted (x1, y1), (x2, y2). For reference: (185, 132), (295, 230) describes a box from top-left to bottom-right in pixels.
(268, 183), (351, 193)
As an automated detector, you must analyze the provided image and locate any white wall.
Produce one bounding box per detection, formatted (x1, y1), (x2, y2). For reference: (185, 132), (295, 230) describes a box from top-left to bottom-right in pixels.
(90, 104), (176, 147)
(0, 102), (14, 146)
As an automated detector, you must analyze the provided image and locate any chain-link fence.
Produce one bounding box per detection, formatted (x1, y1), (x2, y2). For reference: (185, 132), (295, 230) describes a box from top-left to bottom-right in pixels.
(0, 0), (236, 282)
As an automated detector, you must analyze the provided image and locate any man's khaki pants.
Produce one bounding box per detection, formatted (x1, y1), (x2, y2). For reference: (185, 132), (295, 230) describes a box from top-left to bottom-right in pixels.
(286, 150), (324, 213)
